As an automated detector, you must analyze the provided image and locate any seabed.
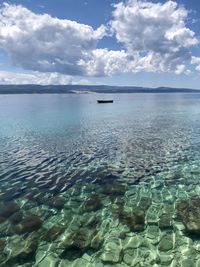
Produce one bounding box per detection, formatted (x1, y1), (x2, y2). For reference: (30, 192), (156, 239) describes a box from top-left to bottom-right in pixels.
(1, 161), (200, 267)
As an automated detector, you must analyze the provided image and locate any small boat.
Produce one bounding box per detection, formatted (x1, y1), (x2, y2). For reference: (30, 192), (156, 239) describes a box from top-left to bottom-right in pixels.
(97, 100), (113, 104)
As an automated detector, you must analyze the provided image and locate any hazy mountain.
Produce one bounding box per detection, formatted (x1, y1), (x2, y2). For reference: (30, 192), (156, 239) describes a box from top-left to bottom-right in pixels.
(0, 84), (199, 94)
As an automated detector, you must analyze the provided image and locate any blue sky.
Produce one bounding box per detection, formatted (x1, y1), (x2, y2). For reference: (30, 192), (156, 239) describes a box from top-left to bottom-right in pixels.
(1, 0), (200, 88)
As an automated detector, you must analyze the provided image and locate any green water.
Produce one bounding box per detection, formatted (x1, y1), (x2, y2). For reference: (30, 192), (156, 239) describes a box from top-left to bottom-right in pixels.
(0, 93), (200, 266)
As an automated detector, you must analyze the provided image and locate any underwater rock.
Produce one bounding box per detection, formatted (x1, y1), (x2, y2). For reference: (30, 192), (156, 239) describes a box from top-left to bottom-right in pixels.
(196, 259), (200, 267)
(70, 229), (93, 249)
(60, 245), (83, 261)
(159, 254), (174, 265)
(103, 181), (126, 197)
(0, 202), (20, 221)
(82, 253), (92, 262)
(73, 258), (91, 267)
(139, 197), (151, 211)
(124, 236), (143, 250)
(146, 225), (159, 244)
(174, 232), (192, 251)
(0, 239), (6, 263)
(114, 206), (145, 232)
(46, 196), (65, 209)
(159, 213), (172, 229)
(148, 250), (159, 265)
(59, 259), (73, 267)
(146, 205), (160, 224)
(83, 194), (103, 212)
(14, 215), (43, 234)
(42, 226), (64, 242)
(85, 216), (100, 229)
(9, 211), (23, 225)
(37, 253), (59, 267)
(0, 239), (6, 251)
(158, 234), (173, 252)
(91, 262), (104, 267)
(3, 237), (38, 266)
(123, 249), (137, 265)
(90, 233), (104, 250)
(177, 198), (200, 235)
(181, 259), (195, 267)
(60, 228), (97, 261)
(163, 204), (175, 214)
(101, 238), (122, 264)
(26, 191), (47, 205)
(182, 246), (197, 258)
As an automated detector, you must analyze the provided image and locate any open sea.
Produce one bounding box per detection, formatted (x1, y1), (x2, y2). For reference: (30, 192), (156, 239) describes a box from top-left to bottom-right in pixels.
(1, 93), (200, 266)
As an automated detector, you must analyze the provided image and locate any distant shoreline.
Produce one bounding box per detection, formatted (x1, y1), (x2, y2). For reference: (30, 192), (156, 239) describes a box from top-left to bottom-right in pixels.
(0, 84), (200, 94)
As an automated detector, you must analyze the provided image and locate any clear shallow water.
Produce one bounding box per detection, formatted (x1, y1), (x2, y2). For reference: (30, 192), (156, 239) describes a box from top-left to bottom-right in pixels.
(1, 93), (200, 266)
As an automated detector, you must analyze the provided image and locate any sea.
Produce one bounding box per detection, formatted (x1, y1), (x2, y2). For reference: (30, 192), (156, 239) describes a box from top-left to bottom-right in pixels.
(0, 93), (200, 266)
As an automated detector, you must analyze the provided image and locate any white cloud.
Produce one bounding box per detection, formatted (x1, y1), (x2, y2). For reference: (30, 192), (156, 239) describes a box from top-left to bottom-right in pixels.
(0, 1), (199, 82)
(0, 71), (73, 84)
(110, 0), (198, 74)
(78, 49), (132, 76)
(0, 3), (106, 76)
(191, 56), (200, 72)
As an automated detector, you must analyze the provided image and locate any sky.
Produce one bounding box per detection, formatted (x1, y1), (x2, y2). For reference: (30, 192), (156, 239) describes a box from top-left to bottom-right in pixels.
(0, 0), (200, 88)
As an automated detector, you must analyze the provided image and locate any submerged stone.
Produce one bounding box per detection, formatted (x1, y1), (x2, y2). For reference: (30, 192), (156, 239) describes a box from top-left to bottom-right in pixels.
(73, 258), (91, 267)
(9, 211), (23, 225)
(159, 254), (174, 265)
(71, 230), (93, 249)
(114, 205), (145, 232)
(59, 259), (73, 267)
(0, 239), (6, 251)
(60, 228), (97, 261)
(181, 259), (195, 267)
(91, 233), (104, 250)
(26, 191), (47, 205)
(159, 213), (172, 229)
(101, 238), (122, 264)
(177, 198), (200, 236)
(0, 202), (20, 221)
(46, 196), (65, 209)
(83, 194), (103, 212)
(124, 236), (143, 250)
(3, 237), (38, 266)
(146, 225), (159, 243)
(37, 253), (59, 267)
(196, 259), (200, 267)
(158, 234), (173, 252)
(139, 197), (152, 211)
(85, 216), (100, 229)
(0, 239), (6, 264)
(103, 181), (126, 197)
(42, 226), (64, 242)
(14, 215), (43, 234)
(123, 249), (136, 265)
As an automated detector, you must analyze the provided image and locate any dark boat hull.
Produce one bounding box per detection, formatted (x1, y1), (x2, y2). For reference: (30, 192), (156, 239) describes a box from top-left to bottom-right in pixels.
(97, 100), (113, 103)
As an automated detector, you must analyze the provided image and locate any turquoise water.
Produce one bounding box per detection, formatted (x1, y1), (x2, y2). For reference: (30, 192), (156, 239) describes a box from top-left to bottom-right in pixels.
(1, 93), (200, 266)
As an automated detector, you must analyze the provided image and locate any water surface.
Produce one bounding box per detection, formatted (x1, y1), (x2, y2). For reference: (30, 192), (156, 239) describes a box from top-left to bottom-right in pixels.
(0, 93), (200, 266)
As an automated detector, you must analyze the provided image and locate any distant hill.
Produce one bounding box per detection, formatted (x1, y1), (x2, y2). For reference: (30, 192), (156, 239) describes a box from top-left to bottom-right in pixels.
(0, 84), (199, 94)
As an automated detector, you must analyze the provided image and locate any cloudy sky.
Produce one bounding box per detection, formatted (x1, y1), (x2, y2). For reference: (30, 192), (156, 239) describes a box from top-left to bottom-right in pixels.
(0, 0), (200, 88)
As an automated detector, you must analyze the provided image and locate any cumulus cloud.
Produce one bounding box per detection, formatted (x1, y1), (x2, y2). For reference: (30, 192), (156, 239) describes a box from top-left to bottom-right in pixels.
(79, 49), (132, 76)
(0, 1), (199, 81)
(191, 56), (200, 72)
(0, 3), (106, 76)
(0, 71), (73, 85)
(110, 0), (198, 74)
